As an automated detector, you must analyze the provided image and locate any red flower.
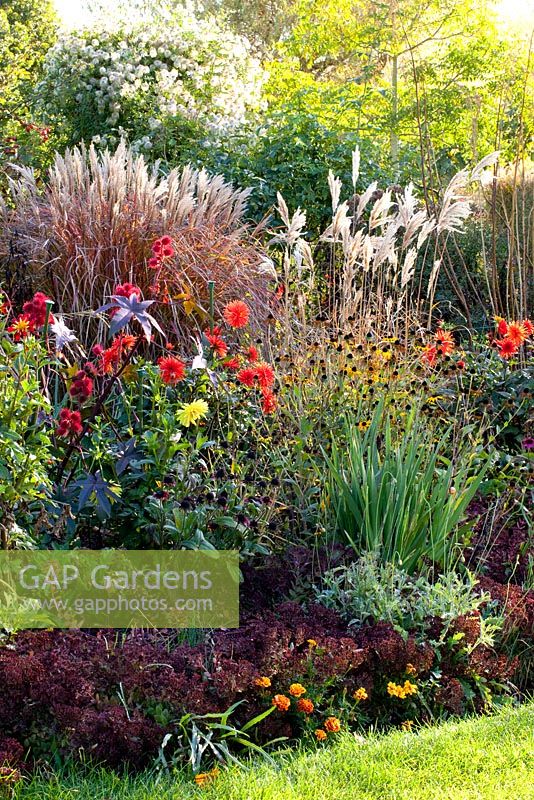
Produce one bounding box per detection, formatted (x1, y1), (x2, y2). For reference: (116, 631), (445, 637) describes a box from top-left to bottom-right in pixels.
(160, 235), (172, 247)
(261, 388), (277, 414)
(148, 257), (161, 269)
(152, 240), (163, 255)
(161, 245), (174, 258)
(56, 408), (83, 438)
(114, 283), (141, 300)
(237, 367), (257, 387)
(421, 344), (437, 367)
(506, 321), (528, 346)
(0, 294), (11, 315)
(255, 362), (275, 390)
(158, 356), (186, 385)
(495, 338), (519, 359)
(22, 292), (54, 328)
(496, 318), (508, 336)
(522, 318), (533, 337)
(7, 314), (35, 340)
(224, 357), (241, 370)
(69, 371), (94, 401)
(457, 359), (466, 370)
(223, 300), (250, 329)
(434, 327), (455, 356)
(204, 328), (228, 358)
(247, 346), (259, 363)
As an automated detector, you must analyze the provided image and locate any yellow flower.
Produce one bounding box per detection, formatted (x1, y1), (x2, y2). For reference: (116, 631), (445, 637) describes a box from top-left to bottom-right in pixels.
(176, 399), (209, 427)
(406, 663), (417, 676)
(353, 687), (368, 701)
(289, 683), (306, 698)
(307, 638), (318, 648)
(357, 420), (371, 432)
(401, 719), (414, 731)
(387, 680), (418, 699)
(255, 676), (271, 688)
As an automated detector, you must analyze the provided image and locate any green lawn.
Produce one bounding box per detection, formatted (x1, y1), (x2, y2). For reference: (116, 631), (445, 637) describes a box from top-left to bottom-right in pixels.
(16, 703), (534, 800)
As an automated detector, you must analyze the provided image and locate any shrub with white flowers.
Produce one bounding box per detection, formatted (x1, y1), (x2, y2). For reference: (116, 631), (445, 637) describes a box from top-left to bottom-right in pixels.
(37, 3), (264, 152)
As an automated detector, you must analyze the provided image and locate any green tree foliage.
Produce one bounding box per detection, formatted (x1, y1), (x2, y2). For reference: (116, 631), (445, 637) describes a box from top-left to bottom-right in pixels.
(0, 0), (57, 166)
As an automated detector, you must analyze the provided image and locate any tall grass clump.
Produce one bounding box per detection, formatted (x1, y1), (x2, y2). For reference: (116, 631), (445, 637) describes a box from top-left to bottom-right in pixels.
(270, 149), (499, 346)
(322, 402), (488, 573)
(0, 142), (274, 343)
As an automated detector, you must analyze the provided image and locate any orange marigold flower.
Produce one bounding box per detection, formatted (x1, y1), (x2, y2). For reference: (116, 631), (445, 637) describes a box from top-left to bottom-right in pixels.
(223, 300), (250, 328)
(495, 338), (519, 359)
(272, 694), (291, 712)
(158, 356), (186, 385)
(255, 362), (275, 390)
(289, 683), (306, 698)
(255, 676), (271, 688)
(237, 367), (257, 387)
(297, 698), (314, 714)
(506, 321), (528, 346)
(315, 729), (327, 741)
(324, 717), (341, 733)
(353, 687), (368, 701)
(435, 327), (455, 356)
(406, 663), (417, 676)
(522, 318), (533, 337)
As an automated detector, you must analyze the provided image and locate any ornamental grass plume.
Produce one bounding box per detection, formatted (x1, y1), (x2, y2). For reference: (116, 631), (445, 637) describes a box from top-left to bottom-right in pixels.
(0, 143), (275, 346)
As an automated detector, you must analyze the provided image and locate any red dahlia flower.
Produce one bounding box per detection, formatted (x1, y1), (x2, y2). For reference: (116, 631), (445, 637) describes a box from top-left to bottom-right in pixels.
(261, 389), (277, 414)
(421, 344), (437, 367)
(255, 362), (275, 389)
(506, 321), (528, 346)
(247, 346), (259, 363)
(236, 367), (257, 387)
(223, 300), (250, 329)
(158, 356), (186, 385)
(496, 317), (508, 336)
(434, 327), (455, 356)
(495, 338), (519, 359)
(7, 314), (35, 340)
(204, 328), (228, 358)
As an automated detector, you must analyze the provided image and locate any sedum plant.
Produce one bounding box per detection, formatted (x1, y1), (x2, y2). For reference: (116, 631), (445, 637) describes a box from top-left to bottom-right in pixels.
(322, 400), (488, 573)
